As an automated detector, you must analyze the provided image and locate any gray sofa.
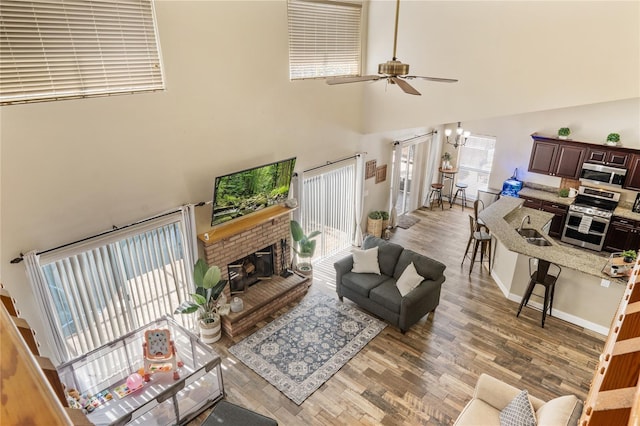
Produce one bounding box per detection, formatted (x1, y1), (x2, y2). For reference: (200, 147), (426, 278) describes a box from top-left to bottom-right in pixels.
(334, 236), (446, 333)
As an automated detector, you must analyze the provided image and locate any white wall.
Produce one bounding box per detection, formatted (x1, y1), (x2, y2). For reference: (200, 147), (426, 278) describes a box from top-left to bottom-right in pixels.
(361, 1), (639, 133)
(0, 1), (365, 359)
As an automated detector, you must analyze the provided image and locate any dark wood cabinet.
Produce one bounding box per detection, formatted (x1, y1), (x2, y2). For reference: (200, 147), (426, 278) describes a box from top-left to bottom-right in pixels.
(585, 148), (630, 167)
(541, 201), (569, 238)
(520, 196), (542, 210)
(623, 154), (640, 191)
(603, 216), (640, 252)
(528, 137), (585, 179)
(519, 196), (568, 238)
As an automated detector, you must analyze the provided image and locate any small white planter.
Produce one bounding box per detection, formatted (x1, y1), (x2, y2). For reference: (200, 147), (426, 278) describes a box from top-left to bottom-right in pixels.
(199, 316), (221, 344)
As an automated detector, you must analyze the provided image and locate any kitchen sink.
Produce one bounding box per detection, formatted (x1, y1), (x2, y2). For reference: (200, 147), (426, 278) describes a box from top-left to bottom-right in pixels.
(517, 228), (545, 239)
(516, 228), (552, 246)
(524, 237), (552, 246)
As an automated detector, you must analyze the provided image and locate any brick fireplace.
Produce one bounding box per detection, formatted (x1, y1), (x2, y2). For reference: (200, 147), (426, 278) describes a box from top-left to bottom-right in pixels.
(198, 206), (310, 337)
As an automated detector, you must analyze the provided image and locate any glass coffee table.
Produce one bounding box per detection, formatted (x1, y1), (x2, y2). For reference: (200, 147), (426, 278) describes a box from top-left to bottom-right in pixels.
(57, 316), (224, 426)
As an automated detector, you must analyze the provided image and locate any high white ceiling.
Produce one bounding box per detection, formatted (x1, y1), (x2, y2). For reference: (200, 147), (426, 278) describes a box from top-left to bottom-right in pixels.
(357, 0), (640, 133)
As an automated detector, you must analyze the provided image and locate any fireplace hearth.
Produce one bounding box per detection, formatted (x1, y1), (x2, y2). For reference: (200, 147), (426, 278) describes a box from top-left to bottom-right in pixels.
(228, 245), (274, 293)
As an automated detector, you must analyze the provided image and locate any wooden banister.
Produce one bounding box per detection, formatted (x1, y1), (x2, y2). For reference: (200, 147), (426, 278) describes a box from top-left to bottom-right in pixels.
(580, 261), (640, 425)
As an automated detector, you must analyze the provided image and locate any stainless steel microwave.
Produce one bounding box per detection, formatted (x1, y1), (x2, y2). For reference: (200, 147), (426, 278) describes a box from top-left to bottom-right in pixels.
(579, 163), (626, 188)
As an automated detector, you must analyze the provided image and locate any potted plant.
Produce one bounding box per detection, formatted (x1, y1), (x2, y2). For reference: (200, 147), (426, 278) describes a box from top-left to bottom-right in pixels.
(622, 249), (636, 263)
(290, 220), (320, 274)
(606, 133), (620, 146)
(379, 211), (390, 230)
(367, 211), (383, 237)
(442, 152), (452, 169)
(558, 188), (569, 198)
(174, 259), (229, 343)
(558, 127), (571, 140)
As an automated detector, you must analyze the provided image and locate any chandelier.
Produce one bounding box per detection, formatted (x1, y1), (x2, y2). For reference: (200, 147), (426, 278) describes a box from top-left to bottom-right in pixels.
(445, 122), (470, 148)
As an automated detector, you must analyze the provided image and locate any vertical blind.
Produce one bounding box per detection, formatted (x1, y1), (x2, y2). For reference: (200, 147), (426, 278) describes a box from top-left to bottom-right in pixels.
(36, 216), (194, 361)
(0, 0), (165, 105)
(288, 0), (363, 80)
(302, 162), (356, 259)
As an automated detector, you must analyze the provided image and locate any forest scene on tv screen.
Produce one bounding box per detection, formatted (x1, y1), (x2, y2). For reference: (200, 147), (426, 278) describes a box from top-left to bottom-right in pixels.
(211, 158), (296, 226)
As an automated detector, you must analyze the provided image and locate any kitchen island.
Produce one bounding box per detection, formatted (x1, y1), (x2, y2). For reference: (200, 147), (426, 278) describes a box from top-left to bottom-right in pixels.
(478, 196), (626, 334)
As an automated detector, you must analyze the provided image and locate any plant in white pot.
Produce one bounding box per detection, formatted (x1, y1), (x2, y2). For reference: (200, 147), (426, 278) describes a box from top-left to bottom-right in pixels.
(290, 220), (320, 275)
(606, 133), (621, 146)
(174, 259), (229, 344)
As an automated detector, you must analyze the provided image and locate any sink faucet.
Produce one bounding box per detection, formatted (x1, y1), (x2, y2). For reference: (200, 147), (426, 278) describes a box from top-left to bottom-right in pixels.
(518, 215), (531, 232)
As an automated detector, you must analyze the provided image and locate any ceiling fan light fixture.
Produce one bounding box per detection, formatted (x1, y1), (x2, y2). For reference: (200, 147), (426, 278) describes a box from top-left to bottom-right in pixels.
(378, 60), (409, 76)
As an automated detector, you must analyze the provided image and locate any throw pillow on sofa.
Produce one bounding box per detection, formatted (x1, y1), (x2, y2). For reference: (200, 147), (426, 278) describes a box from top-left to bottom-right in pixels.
(352, 246), (381, 274)
(396, 262), (423, 296)
(499, 389), (537, 426)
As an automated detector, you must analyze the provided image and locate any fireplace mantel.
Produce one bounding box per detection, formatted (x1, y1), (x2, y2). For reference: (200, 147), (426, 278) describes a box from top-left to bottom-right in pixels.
(198, 205), (294, 245)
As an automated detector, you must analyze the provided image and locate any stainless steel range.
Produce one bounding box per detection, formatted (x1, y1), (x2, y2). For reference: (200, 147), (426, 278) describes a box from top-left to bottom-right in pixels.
(561, 186), (620, 251)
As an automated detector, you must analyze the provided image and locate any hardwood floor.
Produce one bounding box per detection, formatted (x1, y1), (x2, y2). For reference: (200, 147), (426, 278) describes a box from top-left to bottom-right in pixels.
(190, 206), (605, 425)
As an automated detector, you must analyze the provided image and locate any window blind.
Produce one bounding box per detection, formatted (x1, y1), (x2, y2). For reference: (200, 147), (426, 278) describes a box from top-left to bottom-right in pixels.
(0, 0), (164, 105)
(288, 0), (362, 80)
(29, 212), (195, 361)
(302, 162), (356, 259)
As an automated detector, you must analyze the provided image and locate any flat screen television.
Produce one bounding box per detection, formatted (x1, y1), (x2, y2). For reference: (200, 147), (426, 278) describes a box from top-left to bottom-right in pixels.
(211, 157), (296, 226)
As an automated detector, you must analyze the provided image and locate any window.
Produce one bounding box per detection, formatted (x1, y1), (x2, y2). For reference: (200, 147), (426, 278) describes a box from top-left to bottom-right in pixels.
(288, 0), (363, 80)
(457, 135), (496, 201)
(301, 161), (356, 260)
(0, 0), (164, 105)
(25, 210), (196, 362)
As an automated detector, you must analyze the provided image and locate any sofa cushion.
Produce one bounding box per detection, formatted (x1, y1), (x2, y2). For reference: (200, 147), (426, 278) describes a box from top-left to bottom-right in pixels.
(455, 399), (501, 425)
(499, 390), (537, 426)
(363, 235), (403, 277)
(369, 279), (402, 314)
(535, 395), (582, 426)
(351, 246), (381, 274)
(396, 262), (423, 296)
(341, 271), (389, 298)
(394, 249), (446, 281)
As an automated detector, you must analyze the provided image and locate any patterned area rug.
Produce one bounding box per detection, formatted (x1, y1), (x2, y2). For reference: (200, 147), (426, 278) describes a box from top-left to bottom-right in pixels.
(397, 215), (421, 229)
(228, 292), (386, 405)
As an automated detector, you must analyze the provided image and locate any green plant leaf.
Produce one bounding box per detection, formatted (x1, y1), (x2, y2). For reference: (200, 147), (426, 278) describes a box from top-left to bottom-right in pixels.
(290, 220), (304, 242)
(174, 301), (199, 315)
(191, 293), (207, 306)
(193, 259), (209, 287)
(209, 279), (228, 301)
(202, 265), (221, 289)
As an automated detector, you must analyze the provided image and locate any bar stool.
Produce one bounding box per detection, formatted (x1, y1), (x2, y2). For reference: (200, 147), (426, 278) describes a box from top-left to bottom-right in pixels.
(516, 258), (561, 328)
(462, 215), (492, 274)
(451, 182), (468, 210)
(429, 183), (444, 210)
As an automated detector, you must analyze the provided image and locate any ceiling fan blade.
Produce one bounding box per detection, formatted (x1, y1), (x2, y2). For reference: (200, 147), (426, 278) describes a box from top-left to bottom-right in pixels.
(405, 75), (459, 83)
(391, 77), (421, 95)
(326, 75), (382, 85)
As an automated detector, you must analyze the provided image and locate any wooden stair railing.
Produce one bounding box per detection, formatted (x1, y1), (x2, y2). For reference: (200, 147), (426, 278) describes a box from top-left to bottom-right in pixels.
(580, 261), (640, 426)
(1, 284), (90, 425)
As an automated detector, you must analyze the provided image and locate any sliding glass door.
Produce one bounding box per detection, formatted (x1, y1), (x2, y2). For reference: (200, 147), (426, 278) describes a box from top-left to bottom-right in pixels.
(301, 162), (356, 261)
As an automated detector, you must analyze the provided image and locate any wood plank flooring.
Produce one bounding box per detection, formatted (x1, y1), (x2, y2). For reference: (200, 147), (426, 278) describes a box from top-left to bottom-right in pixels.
(190, 206), (605, 425)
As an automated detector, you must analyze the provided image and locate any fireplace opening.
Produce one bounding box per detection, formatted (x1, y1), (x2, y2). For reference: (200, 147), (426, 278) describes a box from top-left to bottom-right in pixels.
(228, 245), (274, 294)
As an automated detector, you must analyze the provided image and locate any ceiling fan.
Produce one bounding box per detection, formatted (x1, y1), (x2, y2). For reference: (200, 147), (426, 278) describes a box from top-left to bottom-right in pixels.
(326, 0), (458, 96)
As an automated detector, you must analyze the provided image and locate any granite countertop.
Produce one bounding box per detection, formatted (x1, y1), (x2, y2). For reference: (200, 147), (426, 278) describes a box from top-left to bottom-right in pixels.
(478, 197), (615, 279)
(518, 187), (575, 206)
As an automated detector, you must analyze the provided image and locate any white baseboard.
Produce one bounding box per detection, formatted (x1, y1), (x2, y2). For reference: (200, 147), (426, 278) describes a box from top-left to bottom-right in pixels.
(505, 292), (609, 336)
(489, 268), (608, 336)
